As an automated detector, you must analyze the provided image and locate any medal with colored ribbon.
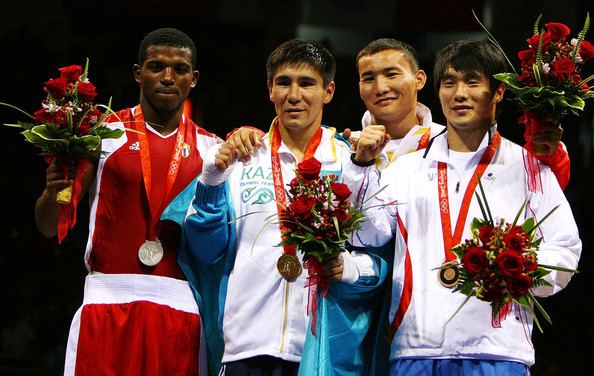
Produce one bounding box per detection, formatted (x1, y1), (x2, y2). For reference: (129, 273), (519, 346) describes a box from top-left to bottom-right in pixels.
(437, 131), (501, 287)
(133, 106), (189, 267)
(270, 119), (323, 280)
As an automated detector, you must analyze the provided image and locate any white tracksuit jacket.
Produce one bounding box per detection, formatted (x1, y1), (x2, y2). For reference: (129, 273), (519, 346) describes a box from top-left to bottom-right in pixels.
(354, 126), (581, 366)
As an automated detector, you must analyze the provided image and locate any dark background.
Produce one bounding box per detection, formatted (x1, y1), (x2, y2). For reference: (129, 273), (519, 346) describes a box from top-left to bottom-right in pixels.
(0, 0), (592, 374)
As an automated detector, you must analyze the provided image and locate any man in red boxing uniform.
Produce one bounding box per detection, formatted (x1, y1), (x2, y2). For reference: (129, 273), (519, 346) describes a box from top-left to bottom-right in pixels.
(35, 28), (218, 375)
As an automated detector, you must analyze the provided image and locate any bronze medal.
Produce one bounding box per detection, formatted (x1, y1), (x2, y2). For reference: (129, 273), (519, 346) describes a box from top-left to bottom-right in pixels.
(438, 263), (460, 288)
(277, 254), (302, 281)
(138, 240), (164, 267)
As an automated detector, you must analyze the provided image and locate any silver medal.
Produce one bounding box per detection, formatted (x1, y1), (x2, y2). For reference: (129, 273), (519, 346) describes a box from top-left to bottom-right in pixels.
(138, 240), (164, 267)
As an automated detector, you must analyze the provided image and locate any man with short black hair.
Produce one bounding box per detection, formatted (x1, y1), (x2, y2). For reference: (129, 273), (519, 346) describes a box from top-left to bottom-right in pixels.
(183, 38), (386, 376)
(35, 27), (218, 375)
(354, 38), (444, 170)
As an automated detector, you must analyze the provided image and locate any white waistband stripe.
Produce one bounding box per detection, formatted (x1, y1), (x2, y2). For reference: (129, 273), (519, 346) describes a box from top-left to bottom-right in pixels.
(83, 273), (199, 314)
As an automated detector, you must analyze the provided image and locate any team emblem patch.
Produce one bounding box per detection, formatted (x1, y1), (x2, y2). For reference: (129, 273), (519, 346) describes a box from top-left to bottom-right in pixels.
(182, 143), (191, 158)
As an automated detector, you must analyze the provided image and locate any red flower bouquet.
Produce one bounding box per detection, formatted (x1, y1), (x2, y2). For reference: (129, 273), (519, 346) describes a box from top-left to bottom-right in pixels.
(276, 157), (365, 334)
(2, 60), (121, 161)
(2, 59), (122, 242)
(494, 14), (594, 153)
(446, 179), (577, 332)
(279, 158), (364, 262)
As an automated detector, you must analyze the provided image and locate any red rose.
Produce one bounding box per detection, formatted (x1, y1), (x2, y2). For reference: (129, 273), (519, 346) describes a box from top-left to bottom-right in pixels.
(77, 81), (97, 101)
(33, 108), (53, 123)
(84, 107), (103, 126)
(478, 225), (494, 245)
(45, 77), (67, 99)
(291, 196), (315, 219)
(507, 273), (533, 298)
(503, 226), (527, 251)
(334, 207), (350, 223)
(297, 158), (322, 180)
(526, 33), (551, 51)
(77, 122), (91, 136)
(461, 246), (489, 275)
(552, 57), (576, 81)
(579, 40), (594, 61)
(518, 49), (535, 66)
(482, 287), (505, 302)
(518, 71), (535, 85)
(330, 181), (351, 201)
(495, 250), (524, 277)
(545, 22), (571, 41)
(59, 65), (83, 82)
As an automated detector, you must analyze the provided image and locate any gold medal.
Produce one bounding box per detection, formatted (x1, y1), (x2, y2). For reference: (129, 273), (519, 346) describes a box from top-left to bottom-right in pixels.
(138, 240), (164, 267)
(277, 254), (302, 281)
(438, 263), (460, 288)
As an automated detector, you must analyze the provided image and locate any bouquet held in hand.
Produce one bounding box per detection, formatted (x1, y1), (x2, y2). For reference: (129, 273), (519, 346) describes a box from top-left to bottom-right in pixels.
(495, 14), (594, 153)
(446, 179), (577, 332)
(1, 60), (122, 242)
(277, 157), (365, 334)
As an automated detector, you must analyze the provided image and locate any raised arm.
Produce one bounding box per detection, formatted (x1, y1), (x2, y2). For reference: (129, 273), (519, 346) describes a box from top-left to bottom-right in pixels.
(529, 120), (570, 190)
(183, 143), (238, 265)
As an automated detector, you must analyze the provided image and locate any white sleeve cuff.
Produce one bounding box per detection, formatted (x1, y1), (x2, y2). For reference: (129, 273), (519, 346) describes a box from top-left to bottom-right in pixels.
(199, 143), (237, 186)
(340, 250), (378, 284)
(340, 251), (360, 284)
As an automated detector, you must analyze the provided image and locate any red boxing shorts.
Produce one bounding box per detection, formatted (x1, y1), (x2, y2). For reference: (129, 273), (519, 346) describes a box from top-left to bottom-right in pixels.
(64, 273), (203, 376)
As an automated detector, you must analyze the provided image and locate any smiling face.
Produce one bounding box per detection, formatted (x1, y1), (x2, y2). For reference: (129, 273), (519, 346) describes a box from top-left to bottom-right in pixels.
(134, 45), (198, 117)
(358, 49), (426, 138)
(439, 66), (504, 150)
(268, 63), (335, 135)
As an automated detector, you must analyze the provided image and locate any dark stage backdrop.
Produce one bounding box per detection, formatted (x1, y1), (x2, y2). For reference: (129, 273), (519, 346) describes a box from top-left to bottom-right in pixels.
(0, 0), (592, 375)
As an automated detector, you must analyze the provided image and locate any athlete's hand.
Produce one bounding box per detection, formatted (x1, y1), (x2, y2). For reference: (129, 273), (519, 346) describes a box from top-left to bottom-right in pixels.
(342, 128), (361, 150)
(227, 127), (264, 163)
(354, 125), (390, 164)
(41, 158), (73, 202)
(531, 119), (563, 156)
(322, 253), (344, 281)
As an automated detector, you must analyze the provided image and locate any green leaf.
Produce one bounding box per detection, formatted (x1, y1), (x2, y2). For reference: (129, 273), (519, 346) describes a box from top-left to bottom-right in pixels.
(78, 135), (101, 151)
(525, 296), (544, 333)
(538, 263), (579, 274)
(525, 205), (559, 236)
(21, 130), (44, 144)
(529, 292), (552, 325)
(573, 13), (590, 61)
(577, 73), (594, 87)
(82, 57), (90, 81)
(564, 95), (586, 110)
(494, 73), (525, 89)
(476, 175), (493, 223)
(31, 125), (70, 143)
(0, 102), (34, 119)
(444, 292), (474, 327)
(3, 122), (27, 129)
(532, 14), (542, 36)
(521, 217), (536, 236)
(470, 217), (483, 234)
(512, 199), (527, 226)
